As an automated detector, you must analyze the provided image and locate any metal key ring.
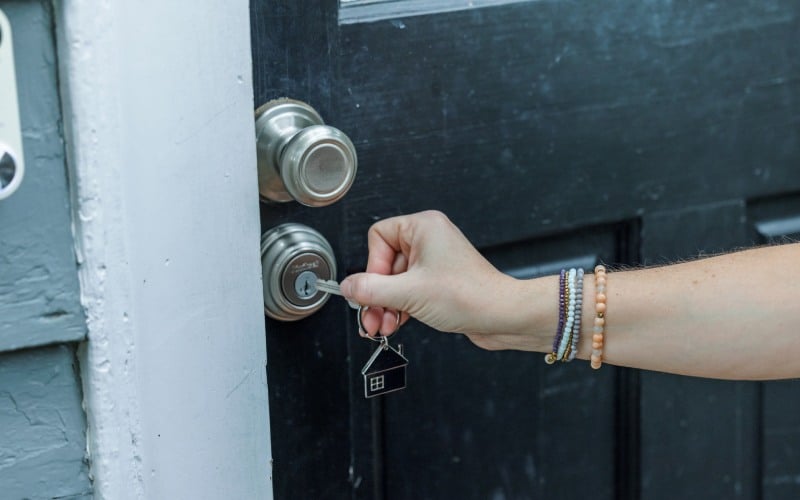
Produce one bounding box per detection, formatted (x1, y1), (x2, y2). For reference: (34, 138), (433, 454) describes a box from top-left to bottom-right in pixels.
(357, 305), (401, 342)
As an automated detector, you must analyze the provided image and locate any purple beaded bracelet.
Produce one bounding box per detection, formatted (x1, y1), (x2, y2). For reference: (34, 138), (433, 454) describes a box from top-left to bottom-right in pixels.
(544, 269), (567, 364)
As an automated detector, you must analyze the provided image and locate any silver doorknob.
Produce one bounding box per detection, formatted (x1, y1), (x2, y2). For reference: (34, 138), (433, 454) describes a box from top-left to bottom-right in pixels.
(261, 223), (337, 321)
(255, 98), (357, 207)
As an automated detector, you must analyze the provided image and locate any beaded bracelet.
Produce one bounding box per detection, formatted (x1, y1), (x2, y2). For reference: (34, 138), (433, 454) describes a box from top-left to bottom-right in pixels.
(567, 268), (584, 361)
(556, 268), (577, 360)
(591, 265), (607, 369)
(545, 268), (582, 364)
(544, 269), (567, 364)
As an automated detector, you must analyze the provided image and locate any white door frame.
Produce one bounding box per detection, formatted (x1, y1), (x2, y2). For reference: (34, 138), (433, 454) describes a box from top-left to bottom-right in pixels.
(55, 2), (272, 498)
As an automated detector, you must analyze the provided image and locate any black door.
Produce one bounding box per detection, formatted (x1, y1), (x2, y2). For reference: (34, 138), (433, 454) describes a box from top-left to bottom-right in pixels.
(251, 1), (800, 498)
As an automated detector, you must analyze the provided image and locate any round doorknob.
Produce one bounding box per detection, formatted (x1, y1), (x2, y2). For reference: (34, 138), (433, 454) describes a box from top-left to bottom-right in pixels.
(255, 99), (357, 207)
(261, 223), (337, 321)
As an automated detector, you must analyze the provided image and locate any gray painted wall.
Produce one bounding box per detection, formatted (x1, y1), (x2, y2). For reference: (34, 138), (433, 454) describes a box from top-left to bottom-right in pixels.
(0, 345), (91, 499)
(0, 2), (91, 499)
(1, 0), (85, 351)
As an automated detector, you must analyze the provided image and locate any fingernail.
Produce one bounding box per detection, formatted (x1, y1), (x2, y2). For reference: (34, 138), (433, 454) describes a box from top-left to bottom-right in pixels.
(340, 279), (353, 298)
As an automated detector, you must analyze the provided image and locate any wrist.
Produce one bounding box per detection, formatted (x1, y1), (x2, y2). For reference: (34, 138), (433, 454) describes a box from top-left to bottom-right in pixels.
(494, 274), (559, 352)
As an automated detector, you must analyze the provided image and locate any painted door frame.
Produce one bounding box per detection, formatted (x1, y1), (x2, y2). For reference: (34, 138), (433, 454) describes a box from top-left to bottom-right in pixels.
(54, 1), (272, 498)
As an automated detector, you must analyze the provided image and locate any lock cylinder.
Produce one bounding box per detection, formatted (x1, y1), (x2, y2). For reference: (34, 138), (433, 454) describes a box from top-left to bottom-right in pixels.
(261, 223), (337, 321)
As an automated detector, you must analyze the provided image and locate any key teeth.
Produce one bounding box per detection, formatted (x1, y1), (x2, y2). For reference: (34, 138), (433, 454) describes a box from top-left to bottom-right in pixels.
(314, 278), (335, 293)
(315, 279), (340, 295)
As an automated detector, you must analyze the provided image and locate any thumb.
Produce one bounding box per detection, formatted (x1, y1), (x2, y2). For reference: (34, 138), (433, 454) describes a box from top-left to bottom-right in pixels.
(340, 272), (414, 311)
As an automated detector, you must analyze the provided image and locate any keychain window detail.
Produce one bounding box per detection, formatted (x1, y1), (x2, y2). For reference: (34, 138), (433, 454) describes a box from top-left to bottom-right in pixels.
(370, 375), (385, 392)
(361, 342), (408, 398)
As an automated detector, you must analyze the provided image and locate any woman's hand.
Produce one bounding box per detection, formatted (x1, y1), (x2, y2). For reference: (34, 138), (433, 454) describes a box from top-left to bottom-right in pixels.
(341, 211), (503, 334)
(340, 211), (552, 351)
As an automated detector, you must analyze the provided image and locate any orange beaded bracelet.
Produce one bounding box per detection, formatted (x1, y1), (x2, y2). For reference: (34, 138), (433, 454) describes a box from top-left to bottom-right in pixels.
(590, 265), (607, 369)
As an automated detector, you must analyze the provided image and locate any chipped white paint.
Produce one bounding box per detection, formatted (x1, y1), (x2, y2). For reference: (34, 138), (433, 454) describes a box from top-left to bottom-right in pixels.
(55, 1), (272, 498)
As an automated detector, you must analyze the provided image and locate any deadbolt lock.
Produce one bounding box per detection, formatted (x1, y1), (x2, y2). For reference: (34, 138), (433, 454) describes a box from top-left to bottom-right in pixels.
(261, 223), (337, 321)
(255, 98), (357, 207)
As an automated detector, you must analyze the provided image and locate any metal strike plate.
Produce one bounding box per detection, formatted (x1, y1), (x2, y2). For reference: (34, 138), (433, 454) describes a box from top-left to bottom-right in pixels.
(0, 8), (25, 200)
(261, 223), (337, 321)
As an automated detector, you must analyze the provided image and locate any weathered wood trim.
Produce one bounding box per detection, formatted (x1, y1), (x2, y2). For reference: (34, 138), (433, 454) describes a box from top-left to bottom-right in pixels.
(55, 1), (272, 498)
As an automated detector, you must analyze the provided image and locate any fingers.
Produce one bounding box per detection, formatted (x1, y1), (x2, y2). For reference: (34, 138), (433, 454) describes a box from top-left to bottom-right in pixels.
(340, 272), (411, 310)
(355, 306), (405, 337)
(365, 216), (406, 274)
(341, 272), (414, 336)
(346, 211), (454, 336)
(357, 306), (383, 337)
(391, 252), (408, 275)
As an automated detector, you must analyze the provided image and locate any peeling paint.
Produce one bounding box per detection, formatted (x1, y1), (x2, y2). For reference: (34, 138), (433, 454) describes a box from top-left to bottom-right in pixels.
(0, 345), (90, 498)
(55, 1), (272, 498)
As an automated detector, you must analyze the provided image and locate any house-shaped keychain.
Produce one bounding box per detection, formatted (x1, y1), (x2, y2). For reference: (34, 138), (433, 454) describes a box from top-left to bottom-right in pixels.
(361, 341), (408, 398)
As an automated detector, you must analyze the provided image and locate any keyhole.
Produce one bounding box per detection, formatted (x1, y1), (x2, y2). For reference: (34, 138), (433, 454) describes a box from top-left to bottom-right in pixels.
(293, 270), (319, 299)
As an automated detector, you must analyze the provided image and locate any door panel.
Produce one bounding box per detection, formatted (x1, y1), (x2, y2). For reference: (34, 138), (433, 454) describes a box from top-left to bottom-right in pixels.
(641, 377), (760, 499)
(639, 201), (760, 499)
(336, 2), (800, 247)
(750, 194), (800, 500)
(764, 380), (800, 500)
(378, 225), (629, 499)
(251, 1), (800, 498)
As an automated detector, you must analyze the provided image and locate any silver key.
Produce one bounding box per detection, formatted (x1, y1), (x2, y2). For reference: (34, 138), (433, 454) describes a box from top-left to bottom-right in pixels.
(315, 279), (359, 309)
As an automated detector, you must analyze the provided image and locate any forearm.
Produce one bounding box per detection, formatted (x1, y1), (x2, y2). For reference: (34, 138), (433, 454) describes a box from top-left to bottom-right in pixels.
(343, 212), (800, 380)
(503, 243), (800, 380)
